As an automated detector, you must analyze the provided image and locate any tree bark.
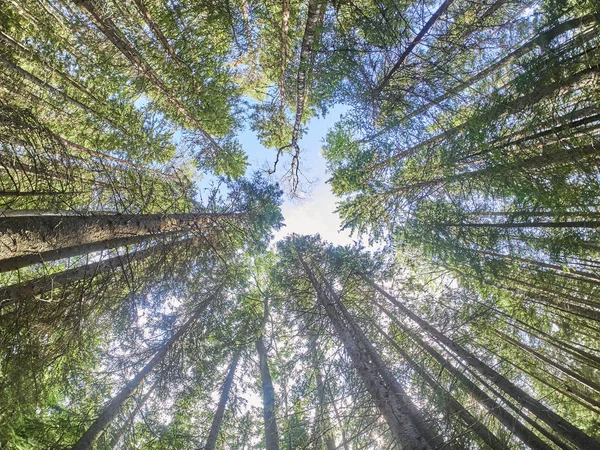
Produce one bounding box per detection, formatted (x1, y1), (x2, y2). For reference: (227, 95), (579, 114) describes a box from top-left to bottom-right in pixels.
(205, 352), (241, 450)
(298, 254), (433, 450)
(71, 297), (213, 450)
(367, 279), (600, 450)
(0, 212), (238, 262)
(108, 383), (156, 449)
(256, 337), (280, 450)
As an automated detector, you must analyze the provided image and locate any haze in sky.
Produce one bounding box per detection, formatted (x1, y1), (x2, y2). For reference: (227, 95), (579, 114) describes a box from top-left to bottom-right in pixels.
(239, 104), (354, 246)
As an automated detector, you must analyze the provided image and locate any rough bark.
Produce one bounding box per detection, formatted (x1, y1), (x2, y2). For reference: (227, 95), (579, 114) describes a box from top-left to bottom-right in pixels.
(371, 319), (509, 450)
(0, 212), (238, 261)
(298, 254), (433, 450)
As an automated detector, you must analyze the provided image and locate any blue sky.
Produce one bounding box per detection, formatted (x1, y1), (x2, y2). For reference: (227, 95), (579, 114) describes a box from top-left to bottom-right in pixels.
(237, 104), (354, 246)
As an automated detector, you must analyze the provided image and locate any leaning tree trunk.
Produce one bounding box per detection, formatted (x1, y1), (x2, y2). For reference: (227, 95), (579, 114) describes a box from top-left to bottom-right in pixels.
(73, 0), (223, 154)
(0, 212), (239, 270)
(372, 300), (553, 450)
(70, 297), (213, 450)
(108, 383), (156, 449)
(367, 279), (600, 450)
(205, 352), (241, 450)
(370, 319), (509, 450)
(323, 277), (444, 448)
(297, 254), (433, 450)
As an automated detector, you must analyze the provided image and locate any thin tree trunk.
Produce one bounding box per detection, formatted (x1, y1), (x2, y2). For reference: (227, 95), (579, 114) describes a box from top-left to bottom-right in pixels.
(494, 329), (600, 394)
(205, 352), (241, 450)
(71, 297), (213, 450)
(279, 0), (290, 115)
(375, 0), (455, 95)
(372, 299), (553, 450)
(0, 243), (153, 303)
(73, 0), (223, 154)
(290, 0), (325, 148)
(0, 56), (116, 128)
(402, 15), (599, 120)
(309, 334), (336, 450)
(367, 279), (600, 450)
(371, 319), (509, 450)
(108, 383), (156, 449)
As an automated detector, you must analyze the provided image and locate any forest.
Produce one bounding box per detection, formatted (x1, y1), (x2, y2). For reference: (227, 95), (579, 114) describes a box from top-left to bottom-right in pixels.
(0, 0), (599, 448)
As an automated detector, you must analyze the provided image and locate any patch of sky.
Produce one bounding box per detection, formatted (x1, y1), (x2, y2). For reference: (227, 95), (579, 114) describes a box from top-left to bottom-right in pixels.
(194, 103), (355, 246)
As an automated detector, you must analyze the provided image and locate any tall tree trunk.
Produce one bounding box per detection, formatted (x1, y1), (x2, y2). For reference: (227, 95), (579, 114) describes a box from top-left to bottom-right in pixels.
(370, 319), (509, 450)
(323, 277), (444, 449)
(372, 300), (554, 450)
(108, 383), (156, 449)
(375, 0), (456, 95)
(0, 212), (238, 262)
(0, 229), (182, 273)
(73, 0), (223, 154)
(309, 334), (336, 450)
(402, 15), (599, 121)
(367, 279), (600, 450)
(71, 297), (213, 450)
(256, 337), (280, 450)
(0, 243), (154, 303)
(297, 254), (433, 450)
(0, 55), (116, 128)
(205, 352), (241, 450)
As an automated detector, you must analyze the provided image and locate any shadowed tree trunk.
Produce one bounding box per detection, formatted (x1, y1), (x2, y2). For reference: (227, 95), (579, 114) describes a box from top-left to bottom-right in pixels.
(205, 352), (241, 450)
(70, 297), (214, 450)
(297, 253), (434, 450)
(367, 279), (600, 450)
(0, 212), (239, 271)
(256, 337), (280, 450)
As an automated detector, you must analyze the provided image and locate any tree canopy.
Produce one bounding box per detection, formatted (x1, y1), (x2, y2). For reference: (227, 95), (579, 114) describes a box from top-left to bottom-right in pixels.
(1, 0), (600, 448)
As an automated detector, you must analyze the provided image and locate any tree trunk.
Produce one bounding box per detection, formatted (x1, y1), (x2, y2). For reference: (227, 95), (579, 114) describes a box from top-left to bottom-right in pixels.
(309, 334), (336, 450)
(71, 297), (213, 450)
(298, 255), (433, 450)
(256, 337), (280, 450)
(402, 15), (599, 121)
(73, 0), (223, 154)
(0, 243), (153, 303)
(205, 352), (241, 450)
(375, 0), (455, 95)
(367, 279), (600, 450)
(0, 212), (238, 262)
(0, 229), (182, 273)
(108, 383), (156, 449)
(371, 319), (509, 450)
(373, 299), (554, 449)
(0, 55), (115, 128)
(290, 0), (325, 148)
